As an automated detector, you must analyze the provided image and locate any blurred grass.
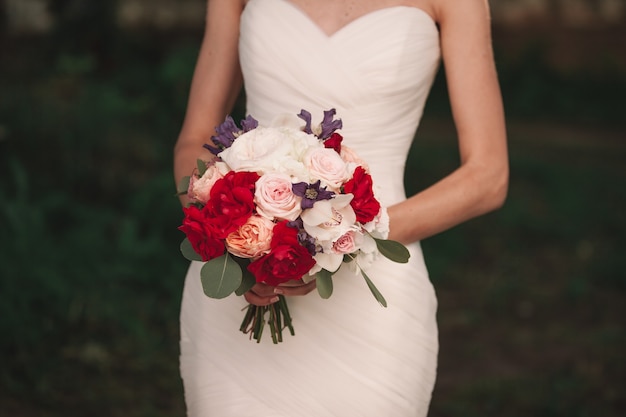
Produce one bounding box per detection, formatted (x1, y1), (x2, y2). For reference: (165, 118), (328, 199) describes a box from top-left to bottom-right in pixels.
(407, 118), (625, 417)
(1, 18), (625, 417)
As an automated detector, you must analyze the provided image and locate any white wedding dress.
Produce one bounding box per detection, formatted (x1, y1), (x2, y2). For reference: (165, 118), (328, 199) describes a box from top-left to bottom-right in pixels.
(179, 0), (441, 415)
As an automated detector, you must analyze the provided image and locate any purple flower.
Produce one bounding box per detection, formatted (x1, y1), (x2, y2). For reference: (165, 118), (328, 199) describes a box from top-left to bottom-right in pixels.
(286, 218), (318, 256)
(318, 108), (342, 140)
(203, 115), (259, 155)
(297, 110), (313, 134)
(240, 114), (258, 132)
(297, 108), (342, 140)
(292, 180), (335, 209)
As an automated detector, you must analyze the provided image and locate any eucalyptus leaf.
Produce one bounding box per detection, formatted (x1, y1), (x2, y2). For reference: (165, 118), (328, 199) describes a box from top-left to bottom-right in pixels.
(231, 256), (256, 296)
(374, 238), (410, 264)
(235, 269), (256, 295)
(235, 267), (256, 296)
(361, 270), (387, 308)
(200, 254), (242, 299)
(197, 159), (207, 176)
(176, 176), (191, 196)
(315, 269), (333, 299)
(180, 238), (202, 262)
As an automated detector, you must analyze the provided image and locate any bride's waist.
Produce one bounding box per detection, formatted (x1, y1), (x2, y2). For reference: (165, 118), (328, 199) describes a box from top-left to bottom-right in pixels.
(365, 166), (408, 205)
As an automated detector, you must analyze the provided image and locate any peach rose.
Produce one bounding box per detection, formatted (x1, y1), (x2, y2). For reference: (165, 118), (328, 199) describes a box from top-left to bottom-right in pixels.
(340, 145), (370, 173)
(254, 173), (302, 221)
(188, 161), (230, 204)
(225, 215), (274, 259)
(305, 147), (350, 190)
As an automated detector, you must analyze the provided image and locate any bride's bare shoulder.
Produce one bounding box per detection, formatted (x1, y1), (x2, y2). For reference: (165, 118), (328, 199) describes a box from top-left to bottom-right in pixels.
(208, 0), (247, 11)
(204, 0), (246, 22)
(404, 0), (437, 22)
(429, 0), (492, 24)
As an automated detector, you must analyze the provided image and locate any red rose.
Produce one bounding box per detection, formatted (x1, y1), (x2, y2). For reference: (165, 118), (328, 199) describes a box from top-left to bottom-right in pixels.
(179, 205), (225, 261)
(206, 171), (260, 238)
(343, 166), (381, 223)
(323, 132), (343, 153)
(228, 171), (261, 190)
(247, 221), (316, 286)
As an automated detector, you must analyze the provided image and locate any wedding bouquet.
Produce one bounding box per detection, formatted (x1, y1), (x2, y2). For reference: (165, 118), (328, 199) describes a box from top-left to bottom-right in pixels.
(177, 109), (409, 343)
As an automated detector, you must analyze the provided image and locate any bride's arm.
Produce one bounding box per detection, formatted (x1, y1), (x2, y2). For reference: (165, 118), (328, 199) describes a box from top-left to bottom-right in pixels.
(174, 0), (245, 205)
(387, 0), (509, 244)
(174, 0), (313, 305)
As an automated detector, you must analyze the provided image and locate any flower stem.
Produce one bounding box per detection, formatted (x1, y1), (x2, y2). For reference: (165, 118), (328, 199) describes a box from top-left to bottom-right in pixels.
(239, 295), (295, 343)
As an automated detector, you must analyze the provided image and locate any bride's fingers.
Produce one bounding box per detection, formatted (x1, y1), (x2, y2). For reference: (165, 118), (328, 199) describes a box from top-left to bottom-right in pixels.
(244, 290), (279, 307)
(244, 280), (316, 304)
(274, 280), (316, 296)
(250, 282), (276, 297)
(277, 280), (309, 288)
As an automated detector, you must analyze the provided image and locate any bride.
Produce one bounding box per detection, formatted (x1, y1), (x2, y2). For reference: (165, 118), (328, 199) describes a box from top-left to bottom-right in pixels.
(173, 0), (508, 416)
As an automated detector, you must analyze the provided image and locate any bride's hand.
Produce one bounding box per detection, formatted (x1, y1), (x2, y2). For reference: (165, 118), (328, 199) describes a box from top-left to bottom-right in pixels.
(244, 280), (317, 306)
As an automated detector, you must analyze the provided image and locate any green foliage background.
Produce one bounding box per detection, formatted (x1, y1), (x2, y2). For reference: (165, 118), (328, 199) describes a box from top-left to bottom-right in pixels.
(0, 4), (624, 416)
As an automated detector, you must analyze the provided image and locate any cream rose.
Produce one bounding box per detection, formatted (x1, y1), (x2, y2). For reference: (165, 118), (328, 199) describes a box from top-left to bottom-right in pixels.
(304, 147), (350, 190)
(254, 173), (302, 221)
(225, 215), (274, 259)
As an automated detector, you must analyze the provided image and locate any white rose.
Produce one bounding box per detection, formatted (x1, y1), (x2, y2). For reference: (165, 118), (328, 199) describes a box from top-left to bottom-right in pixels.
(219, 126), (320, 177)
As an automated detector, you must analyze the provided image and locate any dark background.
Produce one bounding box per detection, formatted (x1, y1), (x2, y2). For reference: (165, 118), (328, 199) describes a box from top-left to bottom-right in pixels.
(0, 1), (624, 416)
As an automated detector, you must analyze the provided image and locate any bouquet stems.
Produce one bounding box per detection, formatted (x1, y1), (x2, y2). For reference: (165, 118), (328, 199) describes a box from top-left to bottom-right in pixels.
(240, 295), (295, 344)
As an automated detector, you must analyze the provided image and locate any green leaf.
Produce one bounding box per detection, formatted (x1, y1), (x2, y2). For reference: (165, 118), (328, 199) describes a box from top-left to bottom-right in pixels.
(197, 159), (207, 176)
(180, 238), (202, 261)
(176, 176), (190, 196)
(232, 257), (256, 296)
(361, 269), (387, 308)
(374, 238), (410, 264)
(315, 269), (333, 299)
(235, 270), (256, 296)
(200, 254), (242, 299)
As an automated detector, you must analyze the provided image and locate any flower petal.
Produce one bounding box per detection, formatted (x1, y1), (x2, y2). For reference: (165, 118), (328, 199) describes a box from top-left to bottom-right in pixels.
(313, 251), (343, 273)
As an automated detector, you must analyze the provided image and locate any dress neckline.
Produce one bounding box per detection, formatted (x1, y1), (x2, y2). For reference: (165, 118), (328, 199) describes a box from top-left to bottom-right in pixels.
(247, 0), (436, 38)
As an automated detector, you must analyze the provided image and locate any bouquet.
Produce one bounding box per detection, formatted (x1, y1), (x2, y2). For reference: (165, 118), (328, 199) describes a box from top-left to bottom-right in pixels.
(177, 109), (409, 343)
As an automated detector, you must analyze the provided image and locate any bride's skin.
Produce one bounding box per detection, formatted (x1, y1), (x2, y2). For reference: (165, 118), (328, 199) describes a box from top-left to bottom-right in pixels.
(174, 0), (509, 306)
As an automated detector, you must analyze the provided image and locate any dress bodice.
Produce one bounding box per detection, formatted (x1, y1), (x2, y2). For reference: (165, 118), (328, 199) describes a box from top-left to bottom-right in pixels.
(239, 0), (441, 205)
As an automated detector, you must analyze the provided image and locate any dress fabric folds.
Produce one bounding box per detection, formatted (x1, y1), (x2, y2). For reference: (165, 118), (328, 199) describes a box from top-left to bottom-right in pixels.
(180, 0), (442, 415)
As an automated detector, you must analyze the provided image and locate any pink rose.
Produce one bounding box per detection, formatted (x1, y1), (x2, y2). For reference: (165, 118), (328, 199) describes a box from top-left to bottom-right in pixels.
(188, 161), (229, 204)
(225, 215), (274, 258)
(340, 146), (370, 172)
(254, 173), (302, 221)
(305, 147), (349, 190)
(332, 231), (359, 254)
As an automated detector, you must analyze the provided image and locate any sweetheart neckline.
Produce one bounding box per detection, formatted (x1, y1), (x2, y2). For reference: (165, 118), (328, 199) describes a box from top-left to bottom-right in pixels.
(246, 0), (437, 39)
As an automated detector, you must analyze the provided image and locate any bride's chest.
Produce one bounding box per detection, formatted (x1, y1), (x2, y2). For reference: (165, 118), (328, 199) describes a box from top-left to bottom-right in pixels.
(272, 0), (435, 37)
(240, 0), (440, 75)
